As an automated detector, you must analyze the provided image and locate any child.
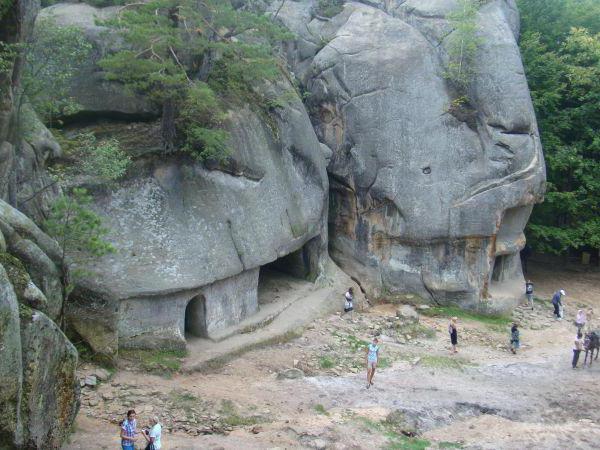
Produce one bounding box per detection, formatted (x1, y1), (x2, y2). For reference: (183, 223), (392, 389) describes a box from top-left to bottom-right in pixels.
(365, 337), (379, 389)
(510, 323), (520, 354)
(449, 318), (458, 354)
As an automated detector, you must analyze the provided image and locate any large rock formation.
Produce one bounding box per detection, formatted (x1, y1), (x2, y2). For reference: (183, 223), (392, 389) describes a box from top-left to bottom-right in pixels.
(276, 0), (545, 313)
(40, 3), (330, 354)
(0, 2), (80, 448)
(36, 0), (544, 365)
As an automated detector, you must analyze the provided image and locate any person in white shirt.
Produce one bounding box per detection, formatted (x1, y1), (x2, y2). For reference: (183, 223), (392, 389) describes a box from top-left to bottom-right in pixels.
(142, 416), (161, 449)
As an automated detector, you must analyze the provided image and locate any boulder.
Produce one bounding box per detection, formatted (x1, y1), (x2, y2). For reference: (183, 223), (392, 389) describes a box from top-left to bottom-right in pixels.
(37, 2), (331, 349)
(277, 0), (545, 313)
(0, 265), (23, 447)
(396, 305), (419, 324)
(19, 306), (79, 449)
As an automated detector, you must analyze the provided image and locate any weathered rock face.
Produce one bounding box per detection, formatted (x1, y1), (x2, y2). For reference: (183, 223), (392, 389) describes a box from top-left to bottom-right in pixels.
(42, 3), (330, 352)
(0, 200), (79, 450)
(0, 2), (80, 447)
(276, 0), (545, 313)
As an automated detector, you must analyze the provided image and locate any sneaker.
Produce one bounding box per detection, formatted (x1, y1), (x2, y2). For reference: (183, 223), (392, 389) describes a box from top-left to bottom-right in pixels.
(366, 384), (370, 389)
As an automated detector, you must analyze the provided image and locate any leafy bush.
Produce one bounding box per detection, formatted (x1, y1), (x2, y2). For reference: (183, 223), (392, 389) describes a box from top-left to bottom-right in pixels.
(50, 131), (130, 182)
(444, 0), (483, 91)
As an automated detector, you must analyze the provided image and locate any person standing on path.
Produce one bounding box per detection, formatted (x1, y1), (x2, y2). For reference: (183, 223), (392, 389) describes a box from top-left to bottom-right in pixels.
(573, 332), (584, 369)
(343, 287), (354, 319)
(449, 317), (458, 354)
(575, 309), (587, 333)
(552, 289), (566, 319)
(120, 410), (138, 450)
(142, 416), (162, 450)
(510, 323), (520, 354)
(365, 337), (379, 389)
(525, 280), (534, 309)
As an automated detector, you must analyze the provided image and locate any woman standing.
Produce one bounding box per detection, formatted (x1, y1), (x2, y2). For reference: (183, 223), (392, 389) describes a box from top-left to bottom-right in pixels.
(448, 318), (458, 354)
(510, 323), (520, 354)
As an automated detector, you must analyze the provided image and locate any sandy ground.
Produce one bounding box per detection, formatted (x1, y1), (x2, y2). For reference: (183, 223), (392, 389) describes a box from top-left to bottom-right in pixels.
(64, 263), (600, 450)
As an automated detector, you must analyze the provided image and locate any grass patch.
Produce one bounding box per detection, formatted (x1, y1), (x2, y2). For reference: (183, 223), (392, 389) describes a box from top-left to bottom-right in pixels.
(356, 416), (430, 450)
(219, 399), (265, 427)
(333, 332), (369, 351)
(377, 357), (391, 369)
(314, 404), (329, 415)
(319, 356), (336, 369)
(420, 305), (511, 328)
(120, 348), (187, 377)
(168, 389), (199, 415)
(419, 355), (472, 371)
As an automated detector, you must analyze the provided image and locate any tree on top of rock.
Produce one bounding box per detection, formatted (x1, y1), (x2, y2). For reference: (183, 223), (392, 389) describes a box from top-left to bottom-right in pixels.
(99, 0), (293, 161)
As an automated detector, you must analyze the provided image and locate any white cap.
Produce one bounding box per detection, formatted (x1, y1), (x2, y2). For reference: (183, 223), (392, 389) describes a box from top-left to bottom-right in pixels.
(560, 289), (566, 296)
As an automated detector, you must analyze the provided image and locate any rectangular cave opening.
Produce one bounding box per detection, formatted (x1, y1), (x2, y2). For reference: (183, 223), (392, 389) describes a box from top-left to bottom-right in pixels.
(185, 294), (208, 338)
(258, 241), (319, 307)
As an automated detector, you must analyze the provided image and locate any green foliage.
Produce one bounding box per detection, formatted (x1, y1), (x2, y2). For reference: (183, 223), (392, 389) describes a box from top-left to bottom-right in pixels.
(20, 18), (92, 125)
(318, 356), (335, 369)
(314, 404), (328, 415)
(121, 349), (187, 377)
(99, 0), (293, 161)
(315, 0), (345, 18)
(419, 355), (471, 371)
(0, 41), (19, 77)
(419, 305), (511, 328)
(44, 188), (114, 277)
(518, 0), (600, 254)
(219, 399), (265, 427)
(444, 0), (483, 91)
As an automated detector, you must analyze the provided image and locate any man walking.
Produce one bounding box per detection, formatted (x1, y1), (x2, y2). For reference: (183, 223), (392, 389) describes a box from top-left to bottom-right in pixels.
(365, 337), (379, 389)
(552, 289), (566, 319)
(525, 280), (534, 309)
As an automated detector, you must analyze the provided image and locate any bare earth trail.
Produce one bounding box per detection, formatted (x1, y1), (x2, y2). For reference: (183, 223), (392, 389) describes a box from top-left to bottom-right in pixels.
(65, 264), (600, 449)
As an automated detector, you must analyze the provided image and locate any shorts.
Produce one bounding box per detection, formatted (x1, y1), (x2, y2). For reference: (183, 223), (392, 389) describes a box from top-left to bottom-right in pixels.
(344, 307), (353, 312)
(367, 360), (377, 369)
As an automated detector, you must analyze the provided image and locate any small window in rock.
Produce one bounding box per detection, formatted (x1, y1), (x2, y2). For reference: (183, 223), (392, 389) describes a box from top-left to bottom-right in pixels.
(422, 166), (431, 175)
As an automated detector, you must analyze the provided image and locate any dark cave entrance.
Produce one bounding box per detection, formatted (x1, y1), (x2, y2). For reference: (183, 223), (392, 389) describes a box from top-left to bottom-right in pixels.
(185, 294), (208, 338)
(258, 238), (321, 306)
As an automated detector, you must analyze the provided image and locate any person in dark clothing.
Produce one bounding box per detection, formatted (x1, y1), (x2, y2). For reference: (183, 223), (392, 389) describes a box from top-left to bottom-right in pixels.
(573, 332), (584, 368)
(510, 323), (520, 354)
(552, 289), (566, 319)
(449, 317), (458, 353)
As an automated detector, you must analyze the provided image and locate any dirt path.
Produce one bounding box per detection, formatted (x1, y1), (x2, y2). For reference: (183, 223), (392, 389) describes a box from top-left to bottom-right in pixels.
(64, 264), (600, 450)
